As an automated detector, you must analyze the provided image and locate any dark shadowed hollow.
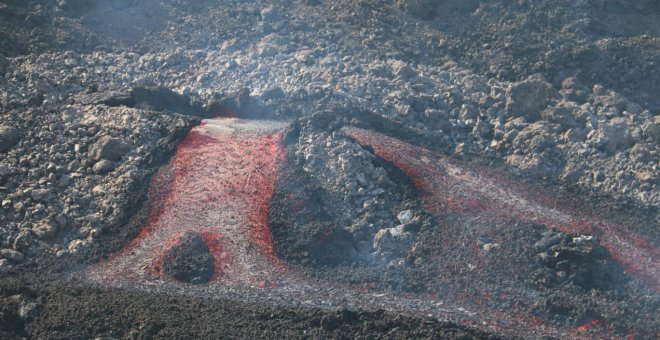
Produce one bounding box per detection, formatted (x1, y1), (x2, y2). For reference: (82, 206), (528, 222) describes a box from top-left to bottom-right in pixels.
(160, 232), (215, 284)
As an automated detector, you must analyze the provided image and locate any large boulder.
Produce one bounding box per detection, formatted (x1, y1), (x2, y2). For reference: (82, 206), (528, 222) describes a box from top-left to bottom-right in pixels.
(541, 102), (580, 131)
(590, 117), (633, 155)
(0, 125), (19, 153)
(506, 75), (558, 121)
(89, 136), (129, 161)
(511, 122), (557, 154)
(507, 122), (565, 180)
(32, 222), (57, 239)
(92, 159), (116, 174)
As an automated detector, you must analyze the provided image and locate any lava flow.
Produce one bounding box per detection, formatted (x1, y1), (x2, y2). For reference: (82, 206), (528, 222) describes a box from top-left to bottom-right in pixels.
(87, 118), (288, 287)
(343, 126), (659, 292)
(83, 119), (657, 339)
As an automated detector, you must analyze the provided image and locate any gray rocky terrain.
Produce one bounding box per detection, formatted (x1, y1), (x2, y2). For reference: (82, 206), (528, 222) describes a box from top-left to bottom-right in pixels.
(0, 0), (658, 338)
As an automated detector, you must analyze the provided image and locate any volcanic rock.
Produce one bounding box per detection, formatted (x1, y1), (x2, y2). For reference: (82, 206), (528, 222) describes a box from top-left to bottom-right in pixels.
(161, 233), (215, 285)
(535, 231), (625, 290)
(89, 136), (129, 162)
(507, 145), (564, 181)
(67, 239), (85, 254)
(0, 54), (8, 75)
(591, 117), (633, 155)
(0, 125), (19, 153)
(30, 189), (52, 203)
(0, 164), (14, 177)
(396, 210), (413, 224)
(541, 103), (580, 131)
(511, 122), (557, 154)
(505, 75), (557, 121)
(635, 170), (656, 185)
(1, 249), (24, 262)
(32, 222), (57, 239)
(92, 160), (116, 174)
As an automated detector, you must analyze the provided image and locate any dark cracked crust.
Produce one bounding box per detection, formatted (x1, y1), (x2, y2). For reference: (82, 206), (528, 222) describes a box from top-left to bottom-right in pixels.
(1, 276), (498, 339)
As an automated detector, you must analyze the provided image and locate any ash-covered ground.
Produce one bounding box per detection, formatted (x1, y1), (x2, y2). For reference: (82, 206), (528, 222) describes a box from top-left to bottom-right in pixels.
(0, 0), (658, 339)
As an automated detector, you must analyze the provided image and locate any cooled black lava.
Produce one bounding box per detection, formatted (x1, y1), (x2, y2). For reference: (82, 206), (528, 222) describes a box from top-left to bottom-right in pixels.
(161, 233), (215, 285)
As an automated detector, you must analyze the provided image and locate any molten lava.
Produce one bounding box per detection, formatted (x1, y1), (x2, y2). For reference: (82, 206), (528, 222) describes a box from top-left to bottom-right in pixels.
(87, 118), (287, 287)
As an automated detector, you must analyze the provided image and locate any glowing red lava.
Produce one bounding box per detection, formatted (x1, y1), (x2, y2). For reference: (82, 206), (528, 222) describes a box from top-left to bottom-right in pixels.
(87, 118), (288, 287)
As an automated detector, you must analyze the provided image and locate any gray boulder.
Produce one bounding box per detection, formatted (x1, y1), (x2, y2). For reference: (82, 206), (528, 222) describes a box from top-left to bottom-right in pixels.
(511, 122), (557, 153)
(31, 189), (52, 203)
(506, 75), (557, 121)
(32, 222), (57, 239)
(507, 122), (565, 180)
(590, 117), (633, 155)
(93, 159), (116, 174)
(0, 125), (19, 153)
(89, 136), (129, 161)
(541, 102), (580, 130)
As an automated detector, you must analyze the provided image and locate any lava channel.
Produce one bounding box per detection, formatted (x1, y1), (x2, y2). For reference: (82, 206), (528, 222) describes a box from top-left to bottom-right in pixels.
(86, 118), (288, 287)
(343, 126), (659, 292)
